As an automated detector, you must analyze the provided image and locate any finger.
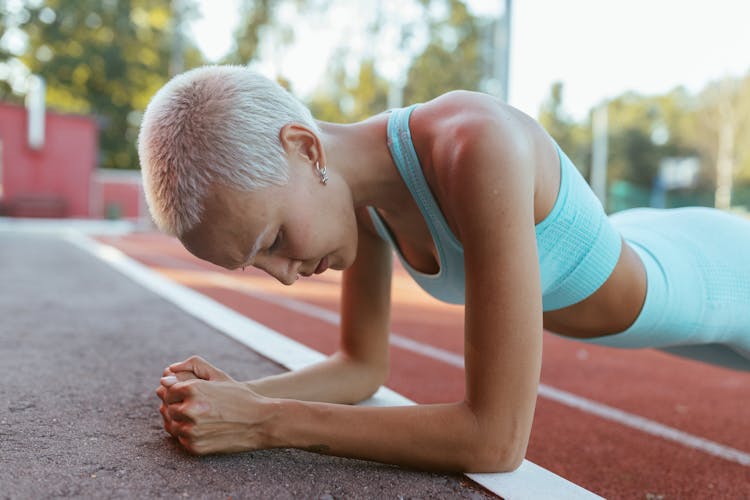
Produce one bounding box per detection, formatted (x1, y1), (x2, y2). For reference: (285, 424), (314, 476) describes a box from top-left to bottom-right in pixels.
(167, 402), (195, 423)
(163, 381), (196, 404)
(159, 402), (171, 421)
(161, 372), (197, 388)
(181, 400), (211, 421)
(160, 404), (176, 436)
(155, 385), (167, 401)
(177, 434), (198, 454)
(175, 371), (199, 382)
(169, 355), (227, 381)
(168, 355), (207, 374)
(162, 367), (174, 377)
(177, 433), (208, 456)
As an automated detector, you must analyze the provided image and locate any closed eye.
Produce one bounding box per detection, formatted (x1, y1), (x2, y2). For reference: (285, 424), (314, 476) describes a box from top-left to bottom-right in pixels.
(268, 230), (282, 253)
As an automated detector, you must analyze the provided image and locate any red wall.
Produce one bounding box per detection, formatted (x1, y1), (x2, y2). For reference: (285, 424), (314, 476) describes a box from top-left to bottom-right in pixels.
(92, 169), (147, 221)
(0, 102), (97, 217)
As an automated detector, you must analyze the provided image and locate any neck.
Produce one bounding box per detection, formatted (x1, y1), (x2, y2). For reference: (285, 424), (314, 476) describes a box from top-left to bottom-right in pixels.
(316, 116), (405, 212)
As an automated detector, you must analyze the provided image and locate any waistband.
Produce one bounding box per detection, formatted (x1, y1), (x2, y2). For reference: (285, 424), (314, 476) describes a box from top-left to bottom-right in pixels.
(537, 145), (622, 311)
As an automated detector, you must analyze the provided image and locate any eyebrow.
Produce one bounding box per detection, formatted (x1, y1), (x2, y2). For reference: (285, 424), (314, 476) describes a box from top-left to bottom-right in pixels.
(242, 224), (273, 267)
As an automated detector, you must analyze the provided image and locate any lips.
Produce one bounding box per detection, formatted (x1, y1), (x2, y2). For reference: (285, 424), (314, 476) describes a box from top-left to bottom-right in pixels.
(314, 256), (329, 274)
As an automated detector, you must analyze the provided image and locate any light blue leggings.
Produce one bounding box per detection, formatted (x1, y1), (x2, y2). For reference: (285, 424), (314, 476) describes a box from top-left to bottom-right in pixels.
(582, 207), (750, 371)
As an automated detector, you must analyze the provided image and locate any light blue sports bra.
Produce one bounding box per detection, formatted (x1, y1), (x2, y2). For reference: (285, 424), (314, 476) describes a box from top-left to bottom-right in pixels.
(367, 105), (622, 311)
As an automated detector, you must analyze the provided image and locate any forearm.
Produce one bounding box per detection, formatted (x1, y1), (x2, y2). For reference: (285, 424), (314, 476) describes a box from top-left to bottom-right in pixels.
(263, 399), (525, 472)
(246, 351), (386, 404)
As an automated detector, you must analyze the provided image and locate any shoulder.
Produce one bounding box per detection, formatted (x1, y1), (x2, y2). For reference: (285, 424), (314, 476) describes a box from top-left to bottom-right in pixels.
(411, 90), (533, 150)
(409, 91), (545, 238)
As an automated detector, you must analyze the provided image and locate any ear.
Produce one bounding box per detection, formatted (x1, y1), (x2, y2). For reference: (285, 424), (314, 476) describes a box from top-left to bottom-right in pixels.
(279, 124), (323, 165)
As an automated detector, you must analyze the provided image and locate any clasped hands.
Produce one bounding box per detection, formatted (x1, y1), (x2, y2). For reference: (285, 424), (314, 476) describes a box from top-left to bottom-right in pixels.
(155, 356), (273, 455)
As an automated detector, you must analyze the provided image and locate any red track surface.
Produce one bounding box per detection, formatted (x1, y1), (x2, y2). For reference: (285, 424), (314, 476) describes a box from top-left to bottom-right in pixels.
(98, 232), (750, 499)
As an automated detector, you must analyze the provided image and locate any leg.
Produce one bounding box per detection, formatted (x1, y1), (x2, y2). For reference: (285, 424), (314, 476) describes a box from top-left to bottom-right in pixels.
(659, 344), (750, 372)
(582, 207), (750, 370)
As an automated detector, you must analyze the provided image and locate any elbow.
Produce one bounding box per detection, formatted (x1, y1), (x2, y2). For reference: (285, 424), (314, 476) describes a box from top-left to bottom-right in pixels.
(453, 402), (532, 473)
(355, 364), (389, 402)
(457, 418), (529, 472)
(460, 440), (526, 473)
(333, 351), (389, 403)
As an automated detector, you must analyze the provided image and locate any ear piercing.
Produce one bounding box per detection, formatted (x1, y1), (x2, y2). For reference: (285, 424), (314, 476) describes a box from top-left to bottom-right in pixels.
(315, 162), (328, 185)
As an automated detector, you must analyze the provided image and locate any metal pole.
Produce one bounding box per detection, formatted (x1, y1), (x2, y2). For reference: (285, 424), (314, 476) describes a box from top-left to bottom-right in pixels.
(170, 0), (185, 76)
(26, 75), (46, 150)
(494, 0), (512, 102)
(591, 103), (609, 208)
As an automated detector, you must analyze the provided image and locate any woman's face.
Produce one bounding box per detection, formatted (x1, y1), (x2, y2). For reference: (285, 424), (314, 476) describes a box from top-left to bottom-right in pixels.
(180, 164), (358, 285)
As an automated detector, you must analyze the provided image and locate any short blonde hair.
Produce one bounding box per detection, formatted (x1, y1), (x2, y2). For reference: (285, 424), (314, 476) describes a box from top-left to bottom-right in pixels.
(138, 65), (319, 236)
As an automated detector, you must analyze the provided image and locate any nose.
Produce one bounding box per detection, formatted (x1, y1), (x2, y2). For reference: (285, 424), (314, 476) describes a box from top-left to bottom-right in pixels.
(253, 254), (299, 285)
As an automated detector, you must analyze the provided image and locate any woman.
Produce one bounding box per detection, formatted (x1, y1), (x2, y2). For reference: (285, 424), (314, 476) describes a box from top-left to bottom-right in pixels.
(139, 65), (750, 471)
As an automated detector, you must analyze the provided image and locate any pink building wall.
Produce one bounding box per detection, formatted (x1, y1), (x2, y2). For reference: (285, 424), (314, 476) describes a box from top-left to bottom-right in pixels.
(92, 169), (148, 221)
(0, 102), (148, 221)
(0, 102), (97, 217)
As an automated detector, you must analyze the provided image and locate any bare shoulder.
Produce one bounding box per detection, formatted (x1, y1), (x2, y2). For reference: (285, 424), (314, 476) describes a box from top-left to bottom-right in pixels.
(408, 91), (550, 239)
(412, 90), (541, 150)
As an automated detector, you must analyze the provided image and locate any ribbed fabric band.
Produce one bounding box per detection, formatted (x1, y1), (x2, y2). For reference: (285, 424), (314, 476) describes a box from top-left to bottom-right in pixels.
(375, 104), (465, 304)
(370, 107), (623, 310)
(536, 146), (622, 311)
(587, 208), (750, 348)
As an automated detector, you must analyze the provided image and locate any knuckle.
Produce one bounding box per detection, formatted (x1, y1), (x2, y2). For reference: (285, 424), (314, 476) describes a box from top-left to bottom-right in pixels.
(178, 435), (206, 455)
(183, 424), (197, 438)
(191, 441), (209, 455)
(181, 380), (198, 394)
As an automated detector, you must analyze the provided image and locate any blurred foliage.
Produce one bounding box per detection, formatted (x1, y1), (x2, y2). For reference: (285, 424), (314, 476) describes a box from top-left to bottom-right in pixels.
(2, 0), (749, 210)
(308, 0), (484, 123)
(538, 82), (592, 174)
(309, 55), (390, 122)
(0, 0), (307, 170)
(222, 0), (274, 65)
(221, 0), (327, 65)
(402, 0), (482, 104)
(540, 73), (750, 210)
(3, 0), (206, 169)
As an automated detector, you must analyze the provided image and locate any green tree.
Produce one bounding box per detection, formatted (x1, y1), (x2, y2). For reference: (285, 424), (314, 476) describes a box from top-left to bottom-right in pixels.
(538, 81), (592, 174)
(16, 0), (206, 169)
(308, 52), (390, 123)
(690, 75), (750, 208)
(0, 0), (31, 102)
(604, 92), (699, 188)
(307, 0), (483, 123)
(403, 0), (483, 104)
(221, 0), (328, 66)
(221, 0), (275, 65)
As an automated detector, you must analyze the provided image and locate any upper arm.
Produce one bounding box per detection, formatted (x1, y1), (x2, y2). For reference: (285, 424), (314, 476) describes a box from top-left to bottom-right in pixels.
(447, 109), (544, 464)
(338, 210), (393, 373)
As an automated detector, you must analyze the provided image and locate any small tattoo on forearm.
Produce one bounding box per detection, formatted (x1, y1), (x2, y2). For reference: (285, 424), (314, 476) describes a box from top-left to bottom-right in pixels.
(305, 444), (331, 454)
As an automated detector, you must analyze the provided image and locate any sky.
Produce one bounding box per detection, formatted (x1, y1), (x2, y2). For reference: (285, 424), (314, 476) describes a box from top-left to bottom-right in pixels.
(189, 0), (750, 119)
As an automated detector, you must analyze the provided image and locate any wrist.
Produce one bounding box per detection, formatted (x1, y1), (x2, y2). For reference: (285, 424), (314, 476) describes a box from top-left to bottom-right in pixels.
(257, 396), (295, 448)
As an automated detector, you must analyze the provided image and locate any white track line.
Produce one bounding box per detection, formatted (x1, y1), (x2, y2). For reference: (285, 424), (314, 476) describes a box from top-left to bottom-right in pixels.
(196, 269), (750, 469)
(60, 232), (602, 500)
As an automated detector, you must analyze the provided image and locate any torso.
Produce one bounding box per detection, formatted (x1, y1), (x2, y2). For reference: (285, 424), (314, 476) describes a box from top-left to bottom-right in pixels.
(359, 91), (647, 339)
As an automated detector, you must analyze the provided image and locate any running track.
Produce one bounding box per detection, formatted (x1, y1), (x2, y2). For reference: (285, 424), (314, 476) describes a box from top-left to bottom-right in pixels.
(98, 231), (750, 499)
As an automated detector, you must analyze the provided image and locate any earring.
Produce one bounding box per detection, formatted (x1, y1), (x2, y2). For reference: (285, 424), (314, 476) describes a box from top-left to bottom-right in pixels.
(315, 161), (328, 185)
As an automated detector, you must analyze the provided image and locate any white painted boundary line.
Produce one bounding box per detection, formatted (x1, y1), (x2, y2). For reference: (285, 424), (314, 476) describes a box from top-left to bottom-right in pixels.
(57, 231), (602, 500)
(203, 272), (750, 469)
(0, 216), (136, 235)
(539, 385), (750, 467)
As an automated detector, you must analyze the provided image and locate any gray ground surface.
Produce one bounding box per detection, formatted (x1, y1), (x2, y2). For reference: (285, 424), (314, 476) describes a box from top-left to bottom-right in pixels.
(0, 233), (493, 499)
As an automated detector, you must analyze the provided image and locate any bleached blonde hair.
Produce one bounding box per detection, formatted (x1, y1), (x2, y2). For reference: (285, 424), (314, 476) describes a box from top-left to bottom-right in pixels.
(137, 65), (320, 236)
